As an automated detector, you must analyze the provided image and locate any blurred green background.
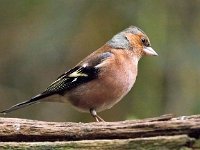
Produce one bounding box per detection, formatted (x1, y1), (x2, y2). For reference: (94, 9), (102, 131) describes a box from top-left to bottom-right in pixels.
(0, 0), (199, 122)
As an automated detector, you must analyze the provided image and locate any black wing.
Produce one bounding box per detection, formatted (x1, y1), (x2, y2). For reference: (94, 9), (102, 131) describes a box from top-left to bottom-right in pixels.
(44, 65), (99, 95)
(44, 51), (112, 95)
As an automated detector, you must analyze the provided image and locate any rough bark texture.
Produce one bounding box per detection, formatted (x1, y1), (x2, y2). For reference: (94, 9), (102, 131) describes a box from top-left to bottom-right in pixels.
(0, 114), (200, 149)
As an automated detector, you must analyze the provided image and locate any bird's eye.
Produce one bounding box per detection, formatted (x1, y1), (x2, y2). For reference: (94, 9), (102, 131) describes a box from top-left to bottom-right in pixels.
(141, 38), (146, 44)
(141, 37), (150, 47)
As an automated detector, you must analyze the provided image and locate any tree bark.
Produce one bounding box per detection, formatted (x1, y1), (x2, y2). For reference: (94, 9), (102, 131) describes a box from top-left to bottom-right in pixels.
(0, 114), (200, 149)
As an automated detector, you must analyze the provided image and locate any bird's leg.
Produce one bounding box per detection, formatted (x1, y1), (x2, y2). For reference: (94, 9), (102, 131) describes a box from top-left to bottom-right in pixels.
(90, 109), (105, 122)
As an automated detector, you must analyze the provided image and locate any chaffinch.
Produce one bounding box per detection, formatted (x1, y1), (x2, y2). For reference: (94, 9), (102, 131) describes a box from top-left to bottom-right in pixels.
(0, 26), (158, 122)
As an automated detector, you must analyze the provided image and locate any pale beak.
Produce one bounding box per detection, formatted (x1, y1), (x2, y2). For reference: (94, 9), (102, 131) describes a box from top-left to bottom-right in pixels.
(143, 46), (158, 56)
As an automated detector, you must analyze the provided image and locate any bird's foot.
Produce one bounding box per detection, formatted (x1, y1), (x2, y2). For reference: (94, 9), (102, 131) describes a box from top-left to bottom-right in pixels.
(90, 108), (105, 122)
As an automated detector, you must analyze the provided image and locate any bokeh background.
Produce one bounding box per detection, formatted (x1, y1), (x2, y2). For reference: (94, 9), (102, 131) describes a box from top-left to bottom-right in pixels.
(0, 0), (199, 122)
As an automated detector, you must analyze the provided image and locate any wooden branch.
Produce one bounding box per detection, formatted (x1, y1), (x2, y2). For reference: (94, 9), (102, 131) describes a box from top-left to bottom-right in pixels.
(0, 135), (196, 149)
(0, 114), (200, 149)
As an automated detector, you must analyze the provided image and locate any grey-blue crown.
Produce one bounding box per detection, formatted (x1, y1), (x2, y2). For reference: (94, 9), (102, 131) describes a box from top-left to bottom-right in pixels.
(107, 26), (144, 49)
(107, 32), (129, 49)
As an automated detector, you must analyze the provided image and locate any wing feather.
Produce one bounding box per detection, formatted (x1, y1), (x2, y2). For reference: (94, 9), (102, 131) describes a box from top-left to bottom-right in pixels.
(44, 51), (112, 95)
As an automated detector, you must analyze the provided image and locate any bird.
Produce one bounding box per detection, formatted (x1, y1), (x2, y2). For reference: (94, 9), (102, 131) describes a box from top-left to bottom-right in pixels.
(0, 26), (158, 122)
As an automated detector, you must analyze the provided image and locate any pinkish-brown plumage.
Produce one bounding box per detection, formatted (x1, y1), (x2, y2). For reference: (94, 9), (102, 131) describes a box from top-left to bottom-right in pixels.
(67, 48), (138, 112)
(0, 26), (158, 122)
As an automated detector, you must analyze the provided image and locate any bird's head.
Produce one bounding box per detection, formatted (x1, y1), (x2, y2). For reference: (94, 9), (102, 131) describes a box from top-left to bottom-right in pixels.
(107, 26), (158, 58)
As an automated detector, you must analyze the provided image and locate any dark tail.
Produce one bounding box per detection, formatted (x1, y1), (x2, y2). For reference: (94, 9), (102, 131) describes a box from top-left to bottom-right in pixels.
(0, 92), (52, 114)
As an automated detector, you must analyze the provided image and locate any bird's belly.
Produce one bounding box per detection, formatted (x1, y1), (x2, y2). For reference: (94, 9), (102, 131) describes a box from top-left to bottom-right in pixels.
(65, 69), (136, 113)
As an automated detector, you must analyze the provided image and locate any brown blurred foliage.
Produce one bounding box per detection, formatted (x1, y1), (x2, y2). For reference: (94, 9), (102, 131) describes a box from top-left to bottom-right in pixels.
(0, 0), (200, 122)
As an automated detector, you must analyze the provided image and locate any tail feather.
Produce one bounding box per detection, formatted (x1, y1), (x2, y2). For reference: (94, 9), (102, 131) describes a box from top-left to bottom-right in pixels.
(0, 92), (52, 114)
